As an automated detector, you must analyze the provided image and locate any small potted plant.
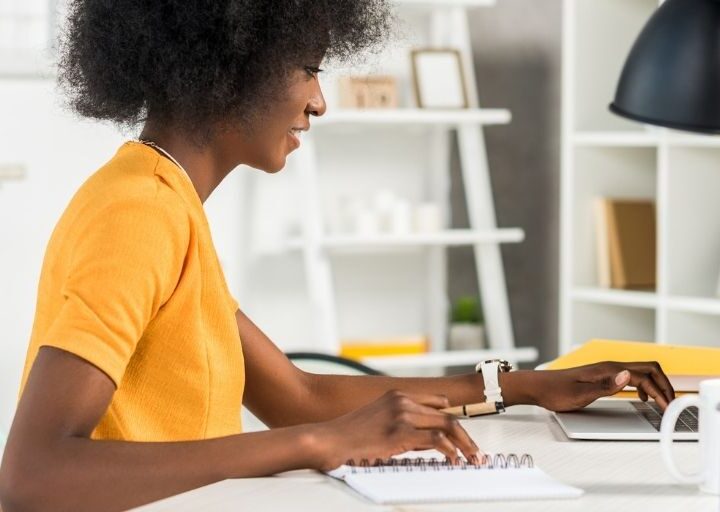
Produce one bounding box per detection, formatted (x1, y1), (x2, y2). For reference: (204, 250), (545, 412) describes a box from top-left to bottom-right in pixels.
(448, 296), (486, 351)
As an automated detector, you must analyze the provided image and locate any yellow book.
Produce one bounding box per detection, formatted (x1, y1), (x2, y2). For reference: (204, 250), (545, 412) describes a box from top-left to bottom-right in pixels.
(340, 337), (428, 360)
(547, 339), (720, 397)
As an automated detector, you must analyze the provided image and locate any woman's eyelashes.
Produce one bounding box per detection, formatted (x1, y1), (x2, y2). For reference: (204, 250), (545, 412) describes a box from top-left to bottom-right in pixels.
(304, 65), (324, 78)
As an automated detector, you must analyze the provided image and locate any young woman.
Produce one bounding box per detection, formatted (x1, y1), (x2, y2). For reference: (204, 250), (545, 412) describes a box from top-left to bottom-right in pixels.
(0, 1), (675, 511)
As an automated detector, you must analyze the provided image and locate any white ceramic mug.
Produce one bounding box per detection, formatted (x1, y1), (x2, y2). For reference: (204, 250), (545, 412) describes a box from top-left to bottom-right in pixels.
(660, 379), (720, 494)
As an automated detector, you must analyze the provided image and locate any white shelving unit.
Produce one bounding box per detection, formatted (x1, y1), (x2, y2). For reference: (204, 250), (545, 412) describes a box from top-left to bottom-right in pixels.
(278, 0), (537, 369)
(560, 0), (720, 354)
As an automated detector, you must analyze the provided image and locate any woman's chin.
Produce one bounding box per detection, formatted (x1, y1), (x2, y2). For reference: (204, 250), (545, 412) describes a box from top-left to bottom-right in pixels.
(259, 156), (287, 174)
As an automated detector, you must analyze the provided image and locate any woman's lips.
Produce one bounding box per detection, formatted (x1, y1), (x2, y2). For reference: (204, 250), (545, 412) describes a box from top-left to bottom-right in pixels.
(288, 129), (301, 149)
(287, 126), (308, 149)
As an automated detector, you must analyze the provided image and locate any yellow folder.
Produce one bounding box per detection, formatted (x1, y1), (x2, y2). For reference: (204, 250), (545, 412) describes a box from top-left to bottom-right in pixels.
(547, 339), (720, 397)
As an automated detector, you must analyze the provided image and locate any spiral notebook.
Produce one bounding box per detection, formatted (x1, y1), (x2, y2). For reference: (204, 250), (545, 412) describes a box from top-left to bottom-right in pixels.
(327, 452), (583, 504)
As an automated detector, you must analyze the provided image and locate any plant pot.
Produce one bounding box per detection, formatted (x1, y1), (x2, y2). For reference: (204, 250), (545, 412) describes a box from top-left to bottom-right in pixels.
(448, 323), (486, 351)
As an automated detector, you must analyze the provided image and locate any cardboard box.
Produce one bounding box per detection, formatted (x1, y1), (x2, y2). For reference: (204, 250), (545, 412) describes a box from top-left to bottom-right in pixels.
(338, 76), (399, 109)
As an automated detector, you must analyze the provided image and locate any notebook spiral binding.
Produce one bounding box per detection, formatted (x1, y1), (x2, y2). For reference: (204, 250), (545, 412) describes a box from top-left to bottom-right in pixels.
(346, 453), (533, 473)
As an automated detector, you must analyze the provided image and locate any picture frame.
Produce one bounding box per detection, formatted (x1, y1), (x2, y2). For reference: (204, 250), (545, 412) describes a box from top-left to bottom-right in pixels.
(411, 49), (469, 109)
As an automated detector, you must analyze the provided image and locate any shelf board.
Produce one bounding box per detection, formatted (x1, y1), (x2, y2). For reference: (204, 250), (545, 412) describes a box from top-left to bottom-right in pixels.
(572, 289), (720, 316)
(666, 134), (720, 148)
(572, 130), (720, 148)
(287, 228), (525, 251)
(572, 287), (658, 309)
(394, 0), (496, 7)
(572, 131), (660, 147)
(360, 347), (538, 370)
(314, 109), (511, 127)
(667, 296), (720, 316)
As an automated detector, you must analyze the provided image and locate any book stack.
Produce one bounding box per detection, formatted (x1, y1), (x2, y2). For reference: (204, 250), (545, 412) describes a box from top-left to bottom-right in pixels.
(595, 198), (656, 290)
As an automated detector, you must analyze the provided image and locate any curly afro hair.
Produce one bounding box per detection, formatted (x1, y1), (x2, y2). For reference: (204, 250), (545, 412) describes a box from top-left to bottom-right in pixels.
(58, 0), (393, 134)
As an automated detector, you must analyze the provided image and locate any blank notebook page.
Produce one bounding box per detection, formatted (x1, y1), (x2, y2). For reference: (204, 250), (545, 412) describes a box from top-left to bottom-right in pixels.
(328, 464), (583, 504)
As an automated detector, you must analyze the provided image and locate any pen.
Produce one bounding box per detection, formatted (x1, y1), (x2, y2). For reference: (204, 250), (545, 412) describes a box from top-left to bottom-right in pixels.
(441, 401), (505, 418)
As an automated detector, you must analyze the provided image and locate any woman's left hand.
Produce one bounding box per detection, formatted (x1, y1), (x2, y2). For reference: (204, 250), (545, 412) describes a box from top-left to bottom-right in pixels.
(526, 361), (676, 412)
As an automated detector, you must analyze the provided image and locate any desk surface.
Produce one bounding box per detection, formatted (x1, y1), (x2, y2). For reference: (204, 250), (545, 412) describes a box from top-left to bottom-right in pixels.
(134, 405), (718, 512)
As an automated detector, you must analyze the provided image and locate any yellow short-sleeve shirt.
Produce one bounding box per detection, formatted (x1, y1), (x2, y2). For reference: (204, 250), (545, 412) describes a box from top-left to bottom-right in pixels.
(20, 141), (245, 441)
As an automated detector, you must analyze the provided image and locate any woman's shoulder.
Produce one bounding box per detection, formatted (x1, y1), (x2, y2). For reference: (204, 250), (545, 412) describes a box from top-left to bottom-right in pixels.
(56, 143), (192, 247)
(77, 142), (190, 218)
(92, 141), (186, 199)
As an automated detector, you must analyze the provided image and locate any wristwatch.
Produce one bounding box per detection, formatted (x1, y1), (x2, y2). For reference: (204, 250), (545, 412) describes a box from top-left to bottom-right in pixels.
(475, 359), (513, 412)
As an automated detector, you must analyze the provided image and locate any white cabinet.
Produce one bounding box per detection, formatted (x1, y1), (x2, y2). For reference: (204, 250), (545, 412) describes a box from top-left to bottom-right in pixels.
(560, 0), (720, 354)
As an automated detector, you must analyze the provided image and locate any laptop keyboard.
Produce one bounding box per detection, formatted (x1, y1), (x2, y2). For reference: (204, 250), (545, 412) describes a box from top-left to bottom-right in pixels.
(631, 401), (699, 432)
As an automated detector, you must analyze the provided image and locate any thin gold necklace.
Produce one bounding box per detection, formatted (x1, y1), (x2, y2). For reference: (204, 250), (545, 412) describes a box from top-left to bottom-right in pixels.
(136, 139), (193, 186)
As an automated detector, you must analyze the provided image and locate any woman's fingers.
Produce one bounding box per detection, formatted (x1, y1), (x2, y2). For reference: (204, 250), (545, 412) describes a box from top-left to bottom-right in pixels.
(380, 391), (481, 463)
(401, 408), (480, 462)
(399, 392), (451, 410)
(624, 362), (675, 403)
(627, 369), (669, 410)
(413, 430), (460, 462)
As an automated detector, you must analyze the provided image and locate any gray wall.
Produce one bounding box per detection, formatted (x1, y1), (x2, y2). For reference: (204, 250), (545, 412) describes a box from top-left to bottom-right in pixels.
(448, 0), (562, 364)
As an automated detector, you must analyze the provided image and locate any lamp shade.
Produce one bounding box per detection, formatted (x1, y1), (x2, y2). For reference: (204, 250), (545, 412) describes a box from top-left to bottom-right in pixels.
(610, 0), (720, 134)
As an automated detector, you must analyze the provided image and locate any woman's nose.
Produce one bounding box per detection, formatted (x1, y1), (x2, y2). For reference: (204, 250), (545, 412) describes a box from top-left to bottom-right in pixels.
(306, 82), (327, 118)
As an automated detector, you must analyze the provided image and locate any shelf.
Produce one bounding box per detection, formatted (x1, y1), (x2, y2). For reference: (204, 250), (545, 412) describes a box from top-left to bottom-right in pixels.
(667, 296), (720, 316)
(360, 347), (539, 370)
(572, 287), (658, 309)
(573, 131), (660, 147)
(287, 228), (525, 251)
(394, 0), (496, 6)
(572, 289), (720, 316)
(666, 133), (720, 147)
(572, 131), (720, 148)
(314, 109), (512, 127)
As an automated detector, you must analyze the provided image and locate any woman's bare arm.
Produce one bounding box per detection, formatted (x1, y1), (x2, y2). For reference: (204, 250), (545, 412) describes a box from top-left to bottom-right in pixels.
(0, 347), (324, 512)
(239, 309), (676, 426)
(0, 309), (676, 512)
(240, 308), (531, 427)
(0, 346), (479, 512)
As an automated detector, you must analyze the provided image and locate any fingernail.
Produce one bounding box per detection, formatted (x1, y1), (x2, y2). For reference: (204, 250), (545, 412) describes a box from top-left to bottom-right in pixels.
(615, 370), (629, 386)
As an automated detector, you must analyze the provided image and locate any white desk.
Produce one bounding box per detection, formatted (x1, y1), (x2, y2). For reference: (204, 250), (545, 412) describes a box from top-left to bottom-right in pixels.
(135, 405), (718, 511)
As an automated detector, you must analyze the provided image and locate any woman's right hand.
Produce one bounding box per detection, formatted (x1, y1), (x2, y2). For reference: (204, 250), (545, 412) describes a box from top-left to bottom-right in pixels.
(311, 390), (481, 471)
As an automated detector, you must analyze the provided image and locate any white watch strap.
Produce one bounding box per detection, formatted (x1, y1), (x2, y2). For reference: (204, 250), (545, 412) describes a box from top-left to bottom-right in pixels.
(476, 360), (503, 403)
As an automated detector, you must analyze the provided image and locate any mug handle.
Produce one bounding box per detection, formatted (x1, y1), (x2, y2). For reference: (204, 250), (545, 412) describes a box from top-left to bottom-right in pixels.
(660, 394), (702, 484)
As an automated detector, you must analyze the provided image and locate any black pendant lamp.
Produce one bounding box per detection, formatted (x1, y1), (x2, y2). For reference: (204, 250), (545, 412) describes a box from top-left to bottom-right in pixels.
(610, 0), (720, 134)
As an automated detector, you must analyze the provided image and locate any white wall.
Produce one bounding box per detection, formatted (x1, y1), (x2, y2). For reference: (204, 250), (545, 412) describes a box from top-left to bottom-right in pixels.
(0, 80), (242, 434)
(0, 79), (124, 432)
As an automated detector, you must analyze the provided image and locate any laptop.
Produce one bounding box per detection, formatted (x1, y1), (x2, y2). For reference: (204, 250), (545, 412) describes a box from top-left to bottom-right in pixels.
(552, 399), (699, 441)
(551, 374), (711, 440)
